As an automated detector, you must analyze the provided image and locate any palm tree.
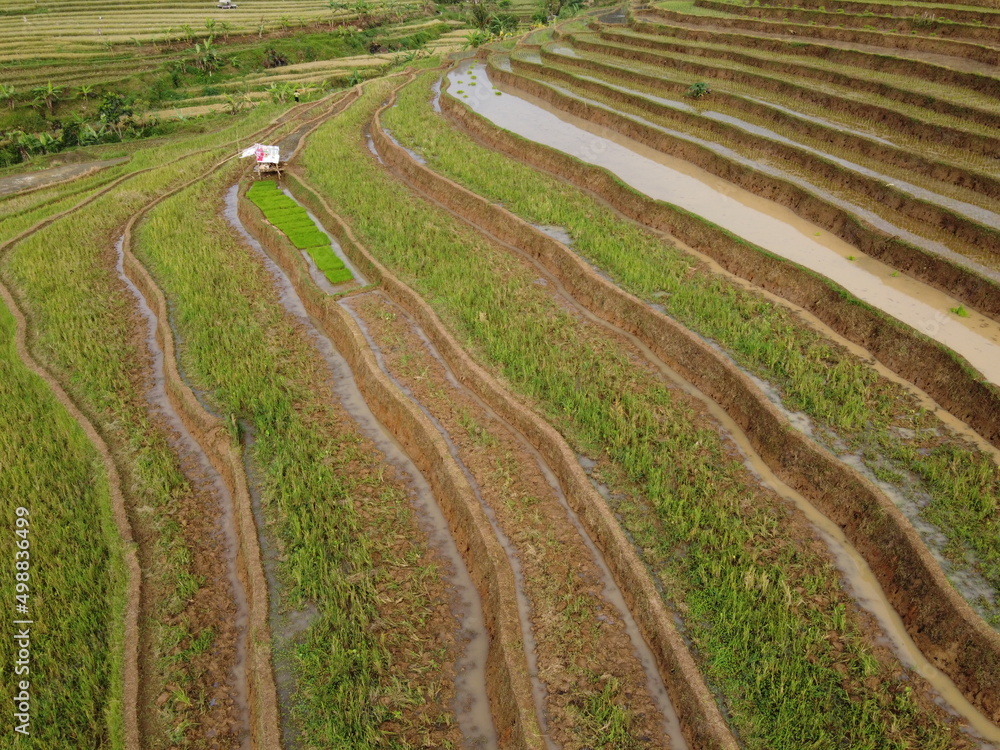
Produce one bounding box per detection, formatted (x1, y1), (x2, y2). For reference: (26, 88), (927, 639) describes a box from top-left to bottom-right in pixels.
(0, 84), (15, 109)
(32, 82), (63, 114)
(194, 37), (222, 75)
(77, 84), (94, 102)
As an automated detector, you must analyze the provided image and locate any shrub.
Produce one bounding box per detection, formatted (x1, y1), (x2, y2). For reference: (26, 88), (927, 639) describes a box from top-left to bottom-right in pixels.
(685, 81), (712, 98)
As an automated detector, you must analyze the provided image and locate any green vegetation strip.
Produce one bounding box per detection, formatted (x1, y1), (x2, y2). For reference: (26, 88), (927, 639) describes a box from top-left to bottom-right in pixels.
(389, 71), (1000, 625)
(596, 26), (1000, 130)
(303, 75), (962, 750)
(136, 164), (456, 748)
(247, 180), (353, 285)
(0, 301), (126, 748)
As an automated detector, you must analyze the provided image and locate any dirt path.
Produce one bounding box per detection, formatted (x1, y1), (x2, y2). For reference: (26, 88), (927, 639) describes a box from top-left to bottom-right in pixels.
(0, 158), (128, 197)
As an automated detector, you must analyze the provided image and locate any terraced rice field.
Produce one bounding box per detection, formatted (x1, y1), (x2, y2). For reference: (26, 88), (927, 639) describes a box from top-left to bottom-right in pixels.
(2, 0), (1000, 747)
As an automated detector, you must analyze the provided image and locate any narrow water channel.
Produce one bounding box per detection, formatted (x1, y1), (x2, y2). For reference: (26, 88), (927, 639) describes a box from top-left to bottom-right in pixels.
(447, 63), (1000, 389)
(222, 185), (498, 749)
(340, 294), (556, 750)
(114, 236), (252, 750)
(353, 292), (691, 750)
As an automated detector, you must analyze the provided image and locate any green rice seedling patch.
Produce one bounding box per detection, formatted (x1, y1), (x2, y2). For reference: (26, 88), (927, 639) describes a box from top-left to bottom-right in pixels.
(248, 180), (353, 286)
(0, 301), (126, 748)
(135, 164), (459, 748)
(384, 72), (1000, 624)
(301, 77), (962, 749)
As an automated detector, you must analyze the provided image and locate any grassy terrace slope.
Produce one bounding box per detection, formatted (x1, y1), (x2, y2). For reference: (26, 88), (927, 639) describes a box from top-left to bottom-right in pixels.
(0, 111), (289, 748)
(300, 73), (969, 749)
(134, 160), (463, 748)
(388, 70), (1000, 633)
(0, 301), (125, 748)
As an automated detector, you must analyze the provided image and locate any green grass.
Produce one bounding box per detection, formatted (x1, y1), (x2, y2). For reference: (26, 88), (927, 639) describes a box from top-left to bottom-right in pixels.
(135, 164), (458, 747)
(302, 75), (959, 749)
(0, 301), (126, 749)
(384, 71), (1000, 624)
(247, 179), (352, 285)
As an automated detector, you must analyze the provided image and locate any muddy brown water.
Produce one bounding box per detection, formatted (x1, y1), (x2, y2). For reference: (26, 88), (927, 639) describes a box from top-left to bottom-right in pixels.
(517, 59), (1000, 276)
(449, 64), (1000, 390)
(558, 66), (1000, 229)
(114, 236), (252, 750)
(339, 294), (554, 749)
(364, 294), (691, 750)
(223, 185), (498, 748)
(439, 75), (1000, 743)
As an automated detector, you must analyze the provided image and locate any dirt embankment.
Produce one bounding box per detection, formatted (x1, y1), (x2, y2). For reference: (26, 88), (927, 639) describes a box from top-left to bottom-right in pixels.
(570, 32), (1000, 160)
(237, 184), (545, 750)
(395, 93), (1000, 724)
(490, 61), (1000, 321)
(516, 53), (1000, 253)
(595, 26), (1000, 137)
(541, 46), (1000, 201)
(678, 1), (1000, 54)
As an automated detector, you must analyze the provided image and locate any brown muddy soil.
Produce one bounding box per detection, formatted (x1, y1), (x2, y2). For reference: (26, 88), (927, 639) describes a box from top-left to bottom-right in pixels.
(0, 158), (128, 197)
(348, 291), (673, 749)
